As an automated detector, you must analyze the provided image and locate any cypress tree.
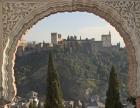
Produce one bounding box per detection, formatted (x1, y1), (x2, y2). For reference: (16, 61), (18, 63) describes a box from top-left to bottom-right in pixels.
(105, 66), (123, 108)
(45, 52), (64, 108)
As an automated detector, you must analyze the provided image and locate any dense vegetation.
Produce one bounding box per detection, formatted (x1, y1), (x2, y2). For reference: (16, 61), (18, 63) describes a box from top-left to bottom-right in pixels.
(14, 46), (128, 102)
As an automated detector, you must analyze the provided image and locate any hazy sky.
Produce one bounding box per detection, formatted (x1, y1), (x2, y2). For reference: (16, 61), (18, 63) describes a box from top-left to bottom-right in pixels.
(23, 12), (125, 47)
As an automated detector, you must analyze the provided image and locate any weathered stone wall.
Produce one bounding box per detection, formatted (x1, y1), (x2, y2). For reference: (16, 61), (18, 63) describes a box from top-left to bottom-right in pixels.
(0, 0), (2, 99)
(0, 0), (140, 105)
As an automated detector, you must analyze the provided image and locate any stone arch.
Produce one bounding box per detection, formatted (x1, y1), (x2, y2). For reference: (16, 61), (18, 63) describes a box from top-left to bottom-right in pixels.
(1, 0), (140, 106)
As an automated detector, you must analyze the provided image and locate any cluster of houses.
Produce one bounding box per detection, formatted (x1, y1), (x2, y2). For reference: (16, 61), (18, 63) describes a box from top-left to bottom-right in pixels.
(5, 90), (106, 108)
(5, 91), (41, 108)
(5, 91), (135, 108)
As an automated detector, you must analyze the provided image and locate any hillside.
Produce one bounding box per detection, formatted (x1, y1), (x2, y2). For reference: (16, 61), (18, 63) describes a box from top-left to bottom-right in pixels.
(14, 46), (128, 102)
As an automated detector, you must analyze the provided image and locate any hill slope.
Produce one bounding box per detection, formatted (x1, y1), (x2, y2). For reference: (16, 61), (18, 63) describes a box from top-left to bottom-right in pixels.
(14, 46), (128, 102)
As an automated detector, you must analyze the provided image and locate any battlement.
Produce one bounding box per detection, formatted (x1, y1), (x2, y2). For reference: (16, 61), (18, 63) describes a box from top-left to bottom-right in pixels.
(51, 31), (112, 48)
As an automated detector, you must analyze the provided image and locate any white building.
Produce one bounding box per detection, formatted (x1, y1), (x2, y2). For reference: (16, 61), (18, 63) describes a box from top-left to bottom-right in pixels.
(101, 31), (112, 47)
(51, 32), (62, 45)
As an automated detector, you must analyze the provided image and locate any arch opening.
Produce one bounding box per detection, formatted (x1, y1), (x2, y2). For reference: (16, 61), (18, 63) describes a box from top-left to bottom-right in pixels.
(12, 8), (136, 97)
(13, 11), (130, 105)
(1, 1), (137, 105)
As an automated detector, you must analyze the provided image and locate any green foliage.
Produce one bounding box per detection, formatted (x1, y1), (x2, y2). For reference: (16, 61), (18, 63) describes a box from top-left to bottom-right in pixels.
(14, 47), (128, 101)
(45, 52), (64, 108)
(105, 66), (123, 108)
(127, 96), (136, 108)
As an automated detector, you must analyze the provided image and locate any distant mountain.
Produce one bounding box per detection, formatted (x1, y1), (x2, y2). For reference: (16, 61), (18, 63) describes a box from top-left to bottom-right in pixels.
(14, 45), (128, 102)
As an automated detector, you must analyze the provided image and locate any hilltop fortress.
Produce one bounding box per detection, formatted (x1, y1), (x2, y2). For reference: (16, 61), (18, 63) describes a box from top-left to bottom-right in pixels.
(51, 32), (120, 48)
(17, 32), (121, 56)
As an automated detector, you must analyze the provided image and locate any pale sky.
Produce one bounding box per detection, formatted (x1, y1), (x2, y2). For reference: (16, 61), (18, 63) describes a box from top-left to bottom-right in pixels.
(23, 12), (125, 47)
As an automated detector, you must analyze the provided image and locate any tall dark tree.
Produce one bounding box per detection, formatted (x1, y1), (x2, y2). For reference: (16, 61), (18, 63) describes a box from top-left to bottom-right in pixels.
(105, 66), (123, 108)
(45, 52), (64, 108)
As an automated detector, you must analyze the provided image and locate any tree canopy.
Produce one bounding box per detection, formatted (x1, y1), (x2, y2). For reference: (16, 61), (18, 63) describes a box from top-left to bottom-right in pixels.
(105, 66), (123, 108)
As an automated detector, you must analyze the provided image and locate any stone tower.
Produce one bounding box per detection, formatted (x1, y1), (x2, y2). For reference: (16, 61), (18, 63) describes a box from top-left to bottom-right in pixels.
(51, 33), (62, 45)
(102, 31), (112, 47)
